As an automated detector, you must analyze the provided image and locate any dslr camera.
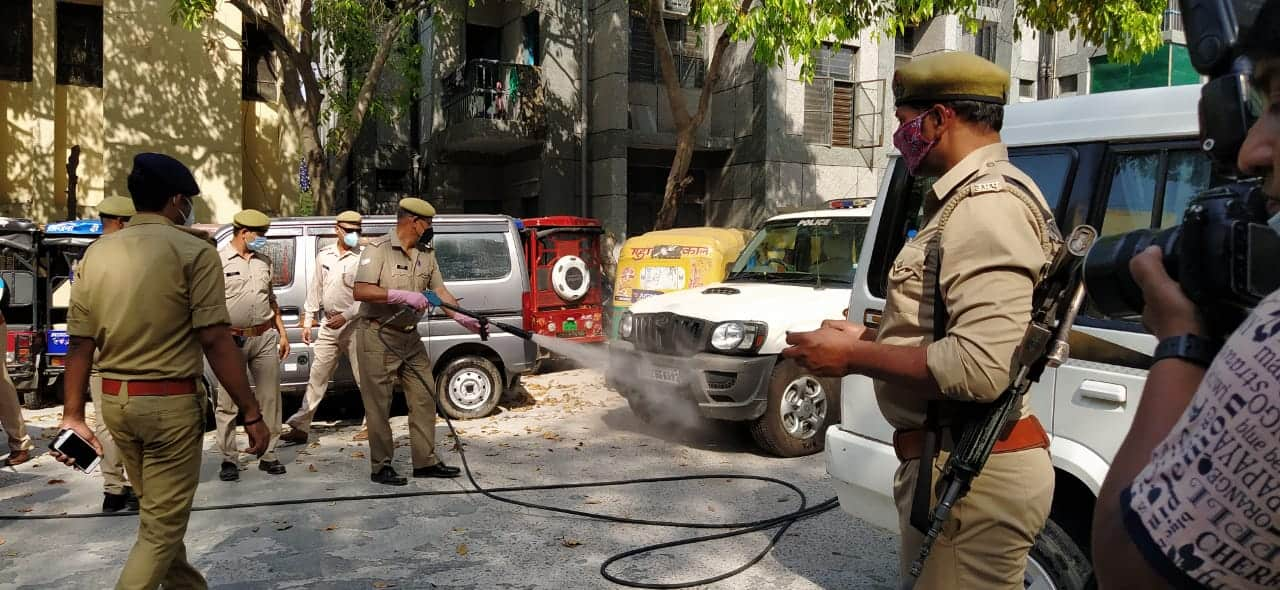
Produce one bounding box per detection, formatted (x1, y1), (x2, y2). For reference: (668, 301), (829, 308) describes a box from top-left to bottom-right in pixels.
(1083, 0), (1280, 338)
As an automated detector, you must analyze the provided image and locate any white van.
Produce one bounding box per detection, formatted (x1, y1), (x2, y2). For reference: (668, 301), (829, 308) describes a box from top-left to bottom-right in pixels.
(609, 200), (874, 457)
(826, 84), (1209, 588)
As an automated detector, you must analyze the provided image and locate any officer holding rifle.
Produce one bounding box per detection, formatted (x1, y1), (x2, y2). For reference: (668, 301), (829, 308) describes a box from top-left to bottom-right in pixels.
(783, 52), (1059, 589)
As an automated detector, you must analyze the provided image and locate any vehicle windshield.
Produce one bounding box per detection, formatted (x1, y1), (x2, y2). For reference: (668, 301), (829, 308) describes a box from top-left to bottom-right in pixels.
(727, 217), (869, 286)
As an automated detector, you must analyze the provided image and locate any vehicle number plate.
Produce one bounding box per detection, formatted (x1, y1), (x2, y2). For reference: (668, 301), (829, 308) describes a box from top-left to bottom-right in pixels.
(651, 367), (681, 384)
(47, 330), (69, 355)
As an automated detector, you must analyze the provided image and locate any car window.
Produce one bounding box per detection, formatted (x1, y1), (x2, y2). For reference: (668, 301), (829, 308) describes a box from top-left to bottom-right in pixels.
(434, 233), (512, 281)
(1009, 151), (1073, 212)
(260, 237), (296, 288)
(1101, 152), (1161, 237)
(1160, 150), (1213, 227)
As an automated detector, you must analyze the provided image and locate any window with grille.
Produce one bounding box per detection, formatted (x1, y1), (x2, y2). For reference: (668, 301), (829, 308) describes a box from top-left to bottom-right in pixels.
(805, 44), (856, 147)
(242, 20), (278, 101)
(894, 26), (917, 56)
(0, 0), (33, 82)
(56, 3), (103, 87)
(973, 21), (997, 62)
(629, 16), (703, 87)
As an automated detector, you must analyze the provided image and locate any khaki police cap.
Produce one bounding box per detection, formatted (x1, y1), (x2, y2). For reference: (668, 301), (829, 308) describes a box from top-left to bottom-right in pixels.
(98, 196), (136, 218)
(233, 209), (271, 231)
(893, 52), (1009, 106)
(399, 198), (436, 218)
(336, 211), (362, 224)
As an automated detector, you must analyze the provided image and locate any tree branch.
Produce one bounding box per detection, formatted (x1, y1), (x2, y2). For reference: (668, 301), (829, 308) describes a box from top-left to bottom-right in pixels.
(691, 0), (748, 129)
(331, 13), (409, 168)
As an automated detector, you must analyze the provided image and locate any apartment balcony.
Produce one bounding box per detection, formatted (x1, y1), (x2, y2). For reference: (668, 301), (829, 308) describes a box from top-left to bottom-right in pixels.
(436, 59), (546, 154)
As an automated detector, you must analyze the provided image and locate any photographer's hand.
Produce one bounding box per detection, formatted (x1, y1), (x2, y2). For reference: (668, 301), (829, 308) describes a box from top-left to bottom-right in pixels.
(1129, 246), (1205, 339)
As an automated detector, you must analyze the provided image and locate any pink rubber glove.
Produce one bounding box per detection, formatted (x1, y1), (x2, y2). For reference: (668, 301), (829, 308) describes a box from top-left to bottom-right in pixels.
(455, 315), (482, 334)
(386, 289), (429, 311)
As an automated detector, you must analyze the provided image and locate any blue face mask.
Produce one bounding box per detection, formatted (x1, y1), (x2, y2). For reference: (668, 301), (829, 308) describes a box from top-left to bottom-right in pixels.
(343, 232), (360, 248)
(248, 236), (268, 251)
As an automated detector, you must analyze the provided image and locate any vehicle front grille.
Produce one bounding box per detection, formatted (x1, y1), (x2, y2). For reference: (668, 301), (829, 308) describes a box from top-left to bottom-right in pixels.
(631, 313), (706, 356)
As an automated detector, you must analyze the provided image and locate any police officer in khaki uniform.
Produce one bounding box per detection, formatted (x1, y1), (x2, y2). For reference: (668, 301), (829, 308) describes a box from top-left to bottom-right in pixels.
(783, 53), (1056, 589)
(282, 210), (365, 443)
(87, 195), (139, 512)
(352, 198), (480, 486)
(215, 209), (290, 481)
(52, 152), (268, 589)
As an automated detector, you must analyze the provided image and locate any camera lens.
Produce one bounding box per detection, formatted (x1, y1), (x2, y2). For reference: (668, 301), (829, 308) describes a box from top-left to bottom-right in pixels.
(1083, 227), (1181, 319)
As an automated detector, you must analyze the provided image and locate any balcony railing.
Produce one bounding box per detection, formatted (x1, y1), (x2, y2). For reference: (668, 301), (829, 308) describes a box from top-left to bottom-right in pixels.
(441, 59), (544, 127)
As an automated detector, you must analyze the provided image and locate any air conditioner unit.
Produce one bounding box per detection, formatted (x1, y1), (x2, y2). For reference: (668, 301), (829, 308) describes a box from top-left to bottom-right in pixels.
(663, 0), (691, 17)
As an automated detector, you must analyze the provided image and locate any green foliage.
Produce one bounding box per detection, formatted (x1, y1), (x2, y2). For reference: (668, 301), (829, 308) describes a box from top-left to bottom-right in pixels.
(313, 0), (425, 154)
(676, 0), (1167, 82)
(297, 189), (316, 216)
(170, 0), (427, 155)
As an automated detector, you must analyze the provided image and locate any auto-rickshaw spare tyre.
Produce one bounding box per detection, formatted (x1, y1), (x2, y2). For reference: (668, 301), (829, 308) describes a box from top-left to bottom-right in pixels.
(551, 254), (590, 302)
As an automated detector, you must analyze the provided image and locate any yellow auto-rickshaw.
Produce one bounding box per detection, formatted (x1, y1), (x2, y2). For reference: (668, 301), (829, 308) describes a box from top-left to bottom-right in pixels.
(607, 227), (753, 338)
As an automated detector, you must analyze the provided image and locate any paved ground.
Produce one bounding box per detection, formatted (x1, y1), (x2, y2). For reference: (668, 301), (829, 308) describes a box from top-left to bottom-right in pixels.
(0, 369), (897, 589)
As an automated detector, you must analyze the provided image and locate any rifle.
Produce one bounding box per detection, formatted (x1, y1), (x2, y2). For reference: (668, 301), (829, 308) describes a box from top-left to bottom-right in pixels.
(901, 224), (1097, 589)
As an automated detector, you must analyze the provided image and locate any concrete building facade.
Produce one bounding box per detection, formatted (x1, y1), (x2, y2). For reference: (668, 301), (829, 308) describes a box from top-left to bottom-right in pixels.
(0, 0), (301, 224)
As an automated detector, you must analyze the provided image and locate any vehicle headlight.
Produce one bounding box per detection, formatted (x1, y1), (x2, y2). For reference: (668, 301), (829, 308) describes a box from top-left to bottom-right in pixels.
(619, 312), (634, 339)
(710, 321), (766, 352)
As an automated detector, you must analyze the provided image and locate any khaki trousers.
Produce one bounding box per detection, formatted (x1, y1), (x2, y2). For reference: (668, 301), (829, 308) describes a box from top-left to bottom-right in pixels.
(214, 330), (281, 463)
(0, 324), (32, 455)
(100, 384), (208, 590)
(352, 320), (439, 473)
(894, 447), (1053, 589)
(89, 374), (129, 494)
(285, 323), (360, 433)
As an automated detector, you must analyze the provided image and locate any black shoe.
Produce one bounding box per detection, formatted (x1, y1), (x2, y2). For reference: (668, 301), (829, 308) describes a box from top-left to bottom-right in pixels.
(219, 461), (240, 482)
(124, 487), (140, 511)
(259, 460), (286, 475)
(371, 466), (408, 486)
(412, 463), (461, 479)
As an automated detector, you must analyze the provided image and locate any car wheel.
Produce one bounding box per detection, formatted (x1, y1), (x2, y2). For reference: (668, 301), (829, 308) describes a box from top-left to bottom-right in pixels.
(749, 359), (840, 457)
(1025, 517), (1094, 590)
(436, 356), (503, 420)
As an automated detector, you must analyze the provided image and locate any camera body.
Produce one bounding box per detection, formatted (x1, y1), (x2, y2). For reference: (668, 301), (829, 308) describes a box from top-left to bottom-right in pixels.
(1081, 0), (1277, 338)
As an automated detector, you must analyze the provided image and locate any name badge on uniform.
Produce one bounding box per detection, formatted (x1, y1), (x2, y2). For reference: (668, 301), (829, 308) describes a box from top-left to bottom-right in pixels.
(225, 271), (241, 277)
(972, 181), (1002, 194)
(396, 264), (409, 271)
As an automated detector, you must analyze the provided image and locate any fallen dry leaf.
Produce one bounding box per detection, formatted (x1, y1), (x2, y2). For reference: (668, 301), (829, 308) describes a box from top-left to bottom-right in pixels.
(16, 508), (32, 513)
(308, 464), (318, 473)
(372, 582), (396, 589)
(561, 538), (582, 548)
(0, 537), (5, 546)
(323, 525), (338, 532)
(276, 524), (293, 531)
(46, 479), (66, 485)
(308, 442), (320, 449)
(351, 451), (366, 459)
(456, 544), (469, 556)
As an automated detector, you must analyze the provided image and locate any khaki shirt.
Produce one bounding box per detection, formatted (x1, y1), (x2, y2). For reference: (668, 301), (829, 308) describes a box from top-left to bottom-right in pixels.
(220, 246), (276, 328)
(67, 213), (230, 380)
(354, 235), (445, 331)
(304, 244), (362, 326)
(874, 143), (1055, 430)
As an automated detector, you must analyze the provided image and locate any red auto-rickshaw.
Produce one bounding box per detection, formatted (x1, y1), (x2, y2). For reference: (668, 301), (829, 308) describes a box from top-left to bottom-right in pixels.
(519, 217), (605, 354)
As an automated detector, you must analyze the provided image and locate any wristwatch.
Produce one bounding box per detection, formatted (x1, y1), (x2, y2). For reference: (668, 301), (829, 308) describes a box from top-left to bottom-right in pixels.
(1152, 334), (1220, 368)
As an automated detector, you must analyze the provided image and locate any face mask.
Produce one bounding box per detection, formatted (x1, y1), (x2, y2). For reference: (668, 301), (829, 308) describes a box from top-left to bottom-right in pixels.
(892, 110), (938, 175)
(176, 197), (195, 227)
(343, 231), (360, 248)
(248, 236), (268, 251)
(417, 226), (434, 248)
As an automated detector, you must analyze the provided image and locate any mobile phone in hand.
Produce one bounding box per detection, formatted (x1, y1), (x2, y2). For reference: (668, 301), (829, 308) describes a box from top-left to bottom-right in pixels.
(49, 429), (101, 473)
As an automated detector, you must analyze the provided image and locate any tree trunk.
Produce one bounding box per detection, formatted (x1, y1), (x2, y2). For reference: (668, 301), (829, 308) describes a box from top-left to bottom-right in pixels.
(655, 128), (696, 230)
(648, 0), (750, 231)
(309, 151), (335, 215)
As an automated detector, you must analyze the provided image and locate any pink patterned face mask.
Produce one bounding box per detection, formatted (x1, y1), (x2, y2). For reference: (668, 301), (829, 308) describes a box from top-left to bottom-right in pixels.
(892, 110), (938, 175)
